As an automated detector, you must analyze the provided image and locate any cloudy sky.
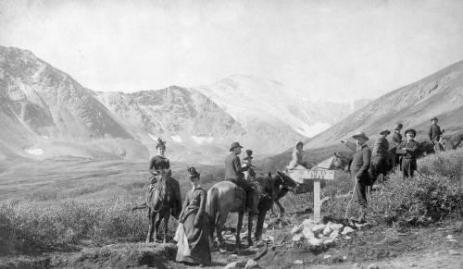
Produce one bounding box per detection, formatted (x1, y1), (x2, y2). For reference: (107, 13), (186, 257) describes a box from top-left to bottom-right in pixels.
(1, 0), (462, 101)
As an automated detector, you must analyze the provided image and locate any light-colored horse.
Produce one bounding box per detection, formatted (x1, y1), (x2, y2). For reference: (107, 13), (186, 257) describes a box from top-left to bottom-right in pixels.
(206, 172), (298, 249)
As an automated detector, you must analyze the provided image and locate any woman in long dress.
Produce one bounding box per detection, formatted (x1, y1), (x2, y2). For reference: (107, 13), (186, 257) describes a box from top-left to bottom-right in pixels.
(176, 167), (211, 266)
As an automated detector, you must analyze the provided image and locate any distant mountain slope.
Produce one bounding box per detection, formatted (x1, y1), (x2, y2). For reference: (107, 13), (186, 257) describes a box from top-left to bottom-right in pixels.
(304, 60), (463, 149)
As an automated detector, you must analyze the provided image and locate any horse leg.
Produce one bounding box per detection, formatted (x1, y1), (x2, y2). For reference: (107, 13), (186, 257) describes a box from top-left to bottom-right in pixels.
(255, 210), (266, 242)
(162, 211), (169, 244)
(236, 211), (244, 249)
(146, 208), (154, 243)
(154, 212), (163, 242)
(275, 200), (285, 218)
(216, 213), (227, 247)
(247, 211), (254, 247)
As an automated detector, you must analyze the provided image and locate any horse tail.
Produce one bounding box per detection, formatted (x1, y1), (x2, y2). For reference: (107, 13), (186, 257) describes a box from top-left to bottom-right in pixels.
(206, 186), (219, 237)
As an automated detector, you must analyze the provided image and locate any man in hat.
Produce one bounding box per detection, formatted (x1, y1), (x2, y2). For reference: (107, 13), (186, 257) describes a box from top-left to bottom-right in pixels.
(225, 142), (259, 214)
(243, 149), (256, 181)
(370, 130), (391, 183)
(287, 141), (309, 169)
(396, 129), (418, 178)
(148, 138), (171, 189)
(390, 123), (403, 168)
(350, 132), (371, 222)
(428, 117), (444, 152)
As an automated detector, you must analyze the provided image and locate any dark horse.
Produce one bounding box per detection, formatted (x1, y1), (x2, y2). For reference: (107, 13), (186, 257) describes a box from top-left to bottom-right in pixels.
(132, 171), (182, 243)
(206, 171), (298, 249)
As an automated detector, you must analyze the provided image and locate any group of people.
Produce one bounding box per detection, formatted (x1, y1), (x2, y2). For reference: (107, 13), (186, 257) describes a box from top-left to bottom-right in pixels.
(348, 117), (444, 222)
(147, 139), (261, 266)
(145, 116), (445, 264)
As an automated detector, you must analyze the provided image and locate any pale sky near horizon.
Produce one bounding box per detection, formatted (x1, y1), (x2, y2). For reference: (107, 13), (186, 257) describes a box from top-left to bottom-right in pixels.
(1, 0), (462, 102)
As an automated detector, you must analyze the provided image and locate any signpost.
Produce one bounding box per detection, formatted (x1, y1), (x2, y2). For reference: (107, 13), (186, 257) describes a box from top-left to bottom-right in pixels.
(287, 167), (340, 223)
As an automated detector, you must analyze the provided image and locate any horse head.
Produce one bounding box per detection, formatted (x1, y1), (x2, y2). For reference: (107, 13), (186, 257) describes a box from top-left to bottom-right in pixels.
(275, 170), (299, 192)
(331, 152), (352, 171)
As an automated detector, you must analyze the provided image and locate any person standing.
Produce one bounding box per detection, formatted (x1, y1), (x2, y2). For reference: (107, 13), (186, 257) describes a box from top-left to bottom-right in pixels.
(350, 132), (372, 222)
(370, 130), (391, 183)
(429, 117), (444, 152)
(225, 142), (259, 214)
(287, 141), (309, 169)
(176, 167), (211, 266)
(390, 123), (403, 168)
(396, 129), (418, 179)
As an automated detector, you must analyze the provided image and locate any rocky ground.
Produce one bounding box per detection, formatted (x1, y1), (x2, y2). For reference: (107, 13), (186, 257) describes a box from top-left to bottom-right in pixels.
(2, 212), (461, 269)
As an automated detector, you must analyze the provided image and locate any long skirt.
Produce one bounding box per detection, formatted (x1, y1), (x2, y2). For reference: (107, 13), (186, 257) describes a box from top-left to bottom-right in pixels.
(175, 212), (211, 265)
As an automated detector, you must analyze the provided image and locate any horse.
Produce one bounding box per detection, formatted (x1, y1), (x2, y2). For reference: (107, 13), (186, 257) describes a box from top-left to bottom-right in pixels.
(441, 132), (463, 151)
(206, 171), (298, 249)
(132, 171), (182, 243)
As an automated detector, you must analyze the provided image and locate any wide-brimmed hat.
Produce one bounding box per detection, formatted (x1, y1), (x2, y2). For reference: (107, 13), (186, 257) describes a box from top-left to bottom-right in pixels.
(352, 132), (369, 141)
(404, 129), (416, 137)
(229, 142), (243, 151)
(244, 149), (253, 160)
(379, 130), (391, 136)
(430, 117), (438, 122)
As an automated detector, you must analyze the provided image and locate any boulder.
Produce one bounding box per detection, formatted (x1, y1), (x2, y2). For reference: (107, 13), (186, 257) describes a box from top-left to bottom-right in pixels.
(330, 230), (340, 240)
(292, 233), (304, 242)
(307, 236), (323, 246)
(342, 226), (355, 235)
(312, 224), (326, 234)
(244, 259), (259, 269)
(291, 225), (303, 234)
(323, 225), (333, 236)
(293, 260), (303, 265)
(329, 223), (344, 231)
(302, 226), (315, 240)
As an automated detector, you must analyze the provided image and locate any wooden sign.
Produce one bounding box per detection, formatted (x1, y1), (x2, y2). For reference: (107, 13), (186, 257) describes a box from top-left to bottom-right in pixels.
(286, 167), (344, 223)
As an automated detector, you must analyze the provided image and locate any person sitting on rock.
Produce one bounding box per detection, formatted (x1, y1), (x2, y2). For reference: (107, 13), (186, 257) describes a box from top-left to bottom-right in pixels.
(225, 142), (259, 215)
(148, 138), (170, 190)
(287, 141), (309, 169)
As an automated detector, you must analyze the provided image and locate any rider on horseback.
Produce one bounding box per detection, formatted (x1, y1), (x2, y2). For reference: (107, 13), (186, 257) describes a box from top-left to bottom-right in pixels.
(149, 138), (170, 190)
(225, 142), (259, 215)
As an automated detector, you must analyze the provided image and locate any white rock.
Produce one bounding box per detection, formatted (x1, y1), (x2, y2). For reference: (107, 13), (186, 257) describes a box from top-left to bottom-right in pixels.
(245, 259), (259, 269)
(330, 230), (340, 239)
(307, 236), (323, 246)
(303, 226), (315, 239)
(323, 238), (335, 245)
(224, 262), (239, 269)
(323, 254), (332, 259)
(302, 218), (316, 228)
(329, 223), (344, 231)
(446, 235), (457, 242)
(323, 225), (333, 236)
(263, 222), (269, 229)
(312, 224), (326, 234)
(291, 224), (303, 234)
(293, 260), (303, 265)
(342, 226), (355, 235)
(367, 264), (379, 269)
(344, 236), (352, 240)
(292, 233), (304, 242)
(229, 254), (238, 261)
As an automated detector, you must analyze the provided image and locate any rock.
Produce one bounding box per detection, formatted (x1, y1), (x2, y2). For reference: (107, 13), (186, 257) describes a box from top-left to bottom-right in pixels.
(291, 225), (302, 234)
(293, 260), (303, 265)
(329, 223), (344, 231)
(312, 224), (326, 234)
(302, 218), (316, 228)
(449, 249), (461, 256)
(342, 226), (355, 235)
(367, 264), (379, 269)
(323, 238), (335, 245)
(323, 225), (333, 236)
(344, 236), (352, 240)
(245, 259), (259, 269)
(303, 226), (315, 239)
(292, 233), (304, 242)
(307, 236), (323, 246)
(263, 222), (269, 229)
(446, 235), (457, 242)
(351, 263), (363, 269)
(323, 254), (332, 259)
(228, 254), (239, 261)
(330, 230), (340, 239)
(224, 262), (239, 269)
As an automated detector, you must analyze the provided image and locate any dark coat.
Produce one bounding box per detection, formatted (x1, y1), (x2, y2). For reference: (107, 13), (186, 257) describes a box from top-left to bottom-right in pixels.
(372, 136), (390, 157)
(149, 155), (170, 172)
(224, 153), (247, 180)
(396, 140), (419, 159)
(391, 131), (402, 148)
(428, 124), (443, 142)
(351, 144), (372, 185)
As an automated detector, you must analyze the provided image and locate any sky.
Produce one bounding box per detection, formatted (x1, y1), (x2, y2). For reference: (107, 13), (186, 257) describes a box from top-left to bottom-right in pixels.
(1, 0), (462, 102)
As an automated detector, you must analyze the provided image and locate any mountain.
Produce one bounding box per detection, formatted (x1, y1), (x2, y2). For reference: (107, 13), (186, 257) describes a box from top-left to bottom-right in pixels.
(258, 60), (463, 172)
(303, 60), (463, 149)
(0, 46), (147, 160)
